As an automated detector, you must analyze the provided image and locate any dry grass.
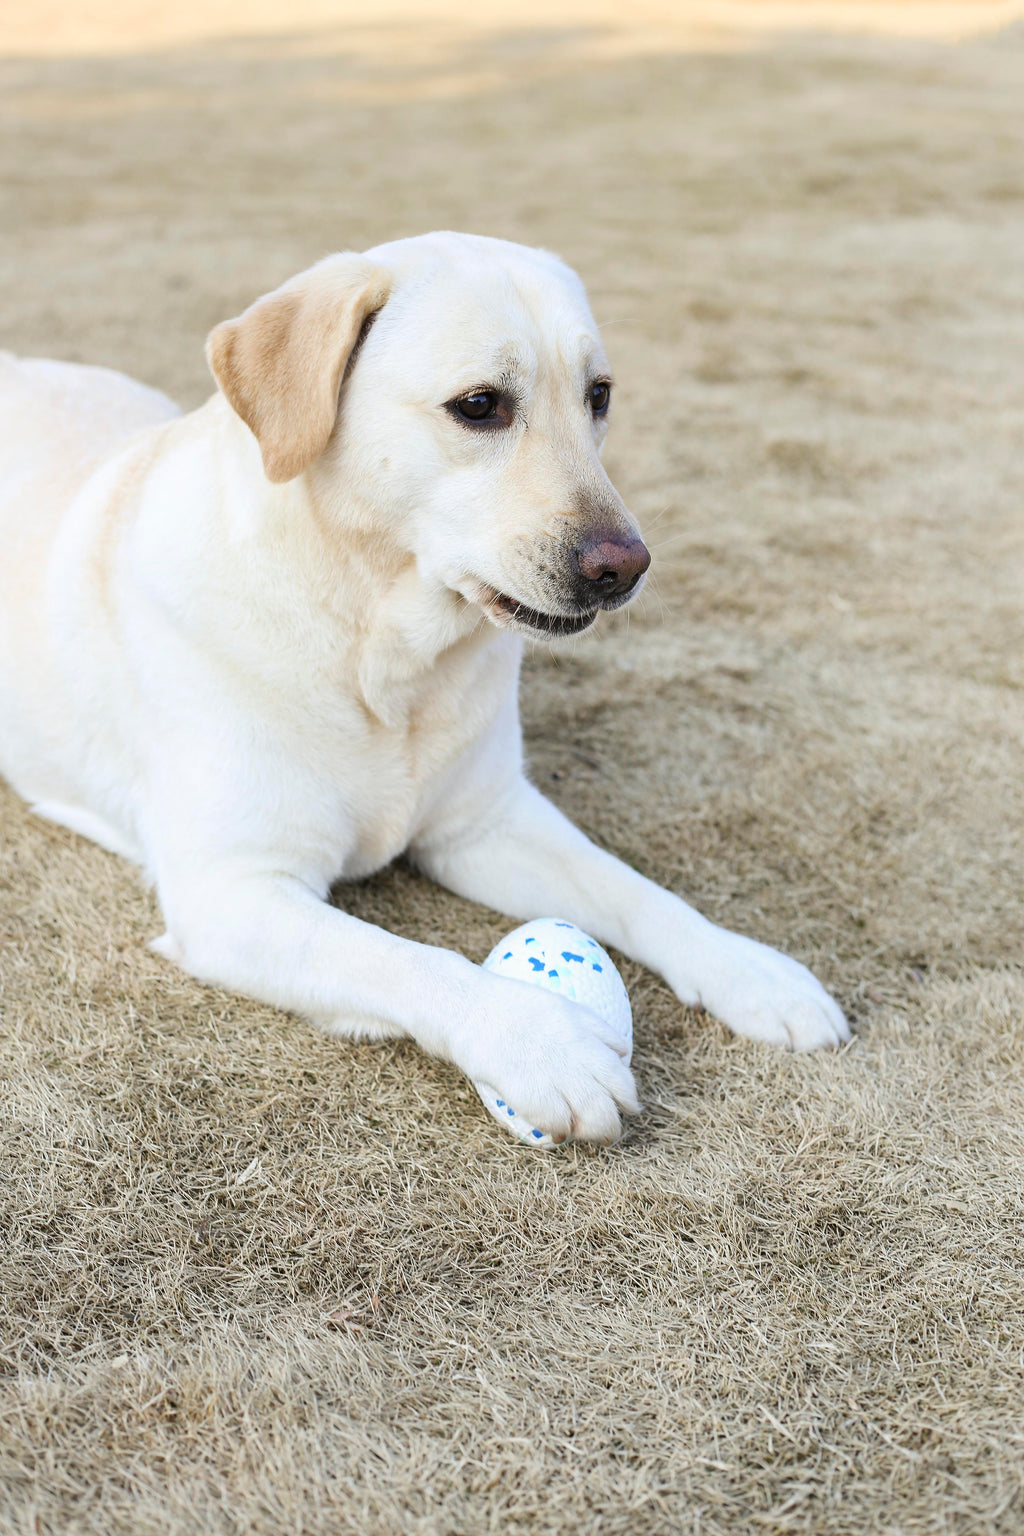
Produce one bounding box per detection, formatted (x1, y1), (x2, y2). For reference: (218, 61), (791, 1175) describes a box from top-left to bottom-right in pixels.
(2, 5), (1024, 1532)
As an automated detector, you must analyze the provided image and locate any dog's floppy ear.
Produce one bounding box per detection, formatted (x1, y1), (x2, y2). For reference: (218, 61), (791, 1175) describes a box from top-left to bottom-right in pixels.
(206, 254), (391, 484)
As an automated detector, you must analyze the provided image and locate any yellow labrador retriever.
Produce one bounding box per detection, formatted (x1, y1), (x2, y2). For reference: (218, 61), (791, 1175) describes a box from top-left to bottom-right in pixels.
(0, 232), (848, 1144)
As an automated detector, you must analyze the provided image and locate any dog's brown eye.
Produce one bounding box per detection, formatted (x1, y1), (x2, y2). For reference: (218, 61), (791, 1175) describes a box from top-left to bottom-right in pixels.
(456, 391), (498, 422)
(589, 381), (611, 416)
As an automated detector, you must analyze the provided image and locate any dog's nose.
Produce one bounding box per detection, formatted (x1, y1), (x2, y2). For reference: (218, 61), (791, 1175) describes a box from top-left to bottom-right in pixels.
(575, 535), (651, 601)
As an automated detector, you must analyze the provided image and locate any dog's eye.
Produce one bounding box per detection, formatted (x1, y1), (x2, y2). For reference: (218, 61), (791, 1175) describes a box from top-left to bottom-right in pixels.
(455, 391), (499, 422)
(445, 388), (515, 430)
(589, 381), (611, 416)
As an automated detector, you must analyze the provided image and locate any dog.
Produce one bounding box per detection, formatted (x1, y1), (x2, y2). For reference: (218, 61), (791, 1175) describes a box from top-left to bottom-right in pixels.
(0, 232), (849, 1144)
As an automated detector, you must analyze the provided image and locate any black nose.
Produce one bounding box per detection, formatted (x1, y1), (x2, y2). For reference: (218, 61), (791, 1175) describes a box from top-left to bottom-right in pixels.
(575, 535), (651, 601)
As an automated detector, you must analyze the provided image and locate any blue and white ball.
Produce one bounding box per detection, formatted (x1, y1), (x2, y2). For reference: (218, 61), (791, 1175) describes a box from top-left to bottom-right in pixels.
(476, 918), (632, 1148)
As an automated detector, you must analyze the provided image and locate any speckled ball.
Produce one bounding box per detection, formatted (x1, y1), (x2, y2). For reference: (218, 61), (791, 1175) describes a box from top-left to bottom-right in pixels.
(476, 918), (632, 1148)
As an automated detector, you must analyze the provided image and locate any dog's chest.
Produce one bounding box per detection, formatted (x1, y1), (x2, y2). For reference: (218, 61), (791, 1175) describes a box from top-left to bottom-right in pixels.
(290, 633), (517, 883)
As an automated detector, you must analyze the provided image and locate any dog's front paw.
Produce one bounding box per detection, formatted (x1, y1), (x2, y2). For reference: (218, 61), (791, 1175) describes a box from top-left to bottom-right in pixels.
(456, 978), (641, 1145)
(683, 930), (850, 1051)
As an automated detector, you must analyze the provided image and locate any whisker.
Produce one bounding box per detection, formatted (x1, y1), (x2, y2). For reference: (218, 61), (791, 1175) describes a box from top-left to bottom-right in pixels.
(648, 529), (695, 554)
(635, 576), (673, 621)
(641, 503), (674, 528)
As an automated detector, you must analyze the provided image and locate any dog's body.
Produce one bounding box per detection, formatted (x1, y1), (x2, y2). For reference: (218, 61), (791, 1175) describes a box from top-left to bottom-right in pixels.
(0, 232), (848, 1143)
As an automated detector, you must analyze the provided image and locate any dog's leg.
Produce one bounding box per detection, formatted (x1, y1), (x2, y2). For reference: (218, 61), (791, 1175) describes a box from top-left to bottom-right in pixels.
(414, 779), (849, 1051)
(31, 800), (143, 862)
(154, 868), (639, 1143)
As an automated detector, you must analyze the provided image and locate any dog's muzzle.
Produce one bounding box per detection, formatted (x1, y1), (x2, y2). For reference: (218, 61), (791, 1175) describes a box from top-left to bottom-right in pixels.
(471, 531), (651, 637)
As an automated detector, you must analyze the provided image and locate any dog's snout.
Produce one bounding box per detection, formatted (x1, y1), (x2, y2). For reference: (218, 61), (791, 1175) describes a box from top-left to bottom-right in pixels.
(575, 535), (651, 601)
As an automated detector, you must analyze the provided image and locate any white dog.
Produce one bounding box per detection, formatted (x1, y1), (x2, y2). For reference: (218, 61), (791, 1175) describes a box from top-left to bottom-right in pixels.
(0, 232), (849, 1144)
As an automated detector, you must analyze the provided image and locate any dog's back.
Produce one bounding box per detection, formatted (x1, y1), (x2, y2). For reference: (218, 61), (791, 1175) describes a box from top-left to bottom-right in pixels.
(0, 353), (177, 485)
(0, 354), (178, 592)
(0, 355), (178, 809)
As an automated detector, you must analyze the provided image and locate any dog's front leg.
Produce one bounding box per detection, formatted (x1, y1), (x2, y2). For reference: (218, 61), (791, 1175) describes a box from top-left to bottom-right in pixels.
(415, 779), (849, 1051)
(154, 868), (639, 1143)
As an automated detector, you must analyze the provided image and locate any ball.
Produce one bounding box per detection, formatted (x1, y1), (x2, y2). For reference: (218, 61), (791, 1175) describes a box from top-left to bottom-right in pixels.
(476, 917), (632, 1148)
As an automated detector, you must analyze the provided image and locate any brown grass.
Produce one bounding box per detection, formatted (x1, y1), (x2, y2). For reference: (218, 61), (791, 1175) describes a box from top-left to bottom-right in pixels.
(2, 5), (1024, 1532)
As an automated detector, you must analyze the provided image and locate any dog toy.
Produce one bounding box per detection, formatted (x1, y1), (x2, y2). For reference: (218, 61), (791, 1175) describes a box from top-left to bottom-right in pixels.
(475, 918), (632, 1147)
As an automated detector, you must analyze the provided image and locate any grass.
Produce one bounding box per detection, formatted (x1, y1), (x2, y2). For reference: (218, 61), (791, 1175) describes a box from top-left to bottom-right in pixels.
(2, 6), (1024, 1531)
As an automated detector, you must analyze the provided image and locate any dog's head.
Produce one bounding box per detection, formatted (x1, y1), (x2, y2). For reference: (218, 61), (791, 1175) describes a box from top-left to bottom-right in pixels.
(207, 232), (649, 639)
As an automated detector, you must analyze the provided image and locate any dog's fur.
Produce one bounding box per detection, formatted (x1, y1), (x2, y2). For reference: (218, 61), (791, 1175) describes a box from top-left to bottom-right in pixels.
(0, 232), (848, 1144)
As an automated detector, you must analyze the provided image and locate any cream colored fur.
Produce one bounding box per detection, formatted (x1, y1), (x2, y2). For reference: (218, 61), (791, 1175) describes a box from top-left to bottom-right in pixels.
(0, 232), (848, 1145)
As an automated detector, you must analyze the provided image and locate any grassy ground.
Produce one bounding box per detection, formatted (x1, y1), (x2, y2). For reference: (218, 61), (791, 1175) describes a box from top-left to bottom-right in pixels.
(2, 5), (1023, 1532)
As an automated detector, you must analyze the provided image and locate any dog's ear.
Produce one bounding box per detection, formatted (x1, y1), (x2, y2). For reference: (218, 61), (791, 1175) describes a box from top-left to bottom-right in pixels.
(206, 255), (391, 484)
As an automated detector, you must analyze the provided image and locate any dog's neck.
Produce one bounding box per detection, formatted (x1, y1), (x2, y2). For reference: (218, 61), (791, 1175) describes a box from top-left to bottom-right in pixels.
(198, 397), (509, 732)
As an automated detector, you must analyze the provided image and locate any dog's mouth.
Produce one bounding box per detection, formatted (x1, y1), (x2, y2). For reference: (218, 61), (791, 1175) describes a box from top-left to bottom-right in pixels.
(492, 591), (598, 637)
(471, 584), (598, 637)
